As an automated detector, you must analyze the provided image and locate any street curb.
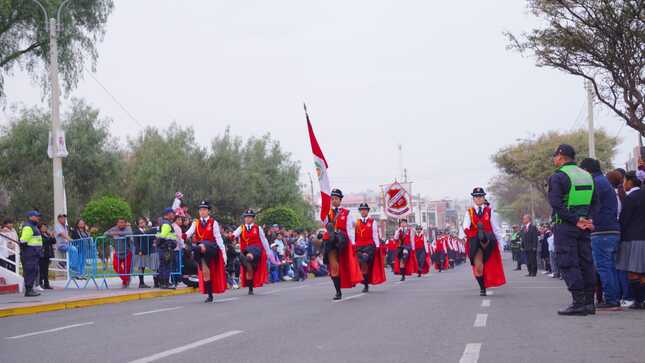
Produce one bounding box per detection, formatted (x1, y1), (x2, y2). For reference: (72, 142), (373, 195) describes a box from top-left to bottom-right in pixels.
(0, 288), (198, 318)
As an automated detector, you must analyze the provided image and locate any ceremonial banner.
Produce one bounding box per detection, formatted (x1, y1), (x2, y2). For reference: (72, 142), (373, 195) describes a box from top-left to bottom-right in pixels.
(305, 105), (331, 221)
(47, 130), (69, 158)
(381, 181), (412, 219)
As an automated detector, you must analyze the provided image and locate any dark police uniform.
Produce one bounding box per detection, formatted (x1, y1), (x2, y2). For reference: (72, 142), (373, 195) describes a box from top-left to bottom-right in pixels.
(548, 159), (598, 315)
(19, 214), (43, 297)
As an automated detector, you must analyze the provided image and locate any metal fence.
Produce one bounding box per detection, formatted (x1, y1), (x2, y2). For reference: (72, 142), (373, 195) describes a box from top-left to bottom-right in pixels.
(62, 234), (182, 290)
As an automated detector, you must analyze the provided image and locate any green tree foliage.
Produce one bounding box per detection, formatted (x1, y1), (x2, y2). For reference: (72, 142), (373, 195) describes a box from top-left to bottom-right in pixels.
(124, 125), (208, 219)
(0, 99), (122, 220)
(489, 174), (551, 223)
(80, 195), (132, 232)
(506, 0), (644, 136)
(125, 125), (311, 226)
(257, 207), (300, 230)
(490, 128), (618, 220)
(0, 0), (114, 101)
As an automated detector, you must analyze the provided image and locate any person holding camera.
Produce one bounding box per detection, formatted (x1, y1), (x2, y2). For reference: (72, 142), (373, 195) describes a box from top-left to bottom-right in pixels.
(462, 187), (506, 296)
(321, 188), (362, 300)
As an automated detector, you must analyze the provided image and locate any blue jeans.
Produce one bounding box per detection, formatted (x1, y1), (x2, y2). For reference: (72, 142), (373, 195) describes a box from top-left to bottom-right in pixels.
(591, 234), (621, 304)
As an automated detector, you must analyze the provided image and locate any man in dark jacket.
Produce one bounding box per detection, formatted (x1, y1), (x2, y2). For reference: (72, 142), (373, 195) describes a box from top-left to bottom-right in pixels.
(521, 214), (539, 277)
(580, 158), (622, 309)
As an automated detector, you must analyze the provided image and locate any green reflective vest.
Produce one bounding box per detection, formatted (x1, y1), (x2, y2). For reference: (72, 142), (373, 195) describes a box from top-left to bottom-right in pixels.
(156, 221), (176, 240)
(20, 223), (43, 247)
(558, 164), (594, 220)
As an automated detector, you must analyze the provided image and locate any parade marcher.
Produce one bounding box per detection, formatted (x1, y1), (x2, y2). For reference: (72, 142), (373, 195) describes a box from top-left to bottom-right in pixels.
(393, 219), (418, 281)
(521, 214), (539, 277)
(463, 187), (506, 296)
(321, 189), (363, 300)
(233, 209), (271, 295)
(354, 203), (386, 293)
(548, 144), (598, 316)
(413, 225), (430, 277)
(156, 208), (179, 289)
(185, 200), (227, 302)
(19, 211), (43, 297)
(432, 234), (448, 272)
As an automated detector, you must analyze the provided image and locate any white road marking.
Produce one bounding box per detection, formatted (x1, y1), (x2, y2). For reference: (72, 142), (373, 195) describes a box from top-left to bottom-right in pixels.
(213, 297), (239, 303)
(459, 343), (482, 363)
(333, 293), (365, 303)
(6, 322), (94, 340)
(486, 290), (494, 296)
(128, 330), (243, 363)
(132, 306), (182, 316)
(474, 313), (488, 327)
(481, 299), (491, 307)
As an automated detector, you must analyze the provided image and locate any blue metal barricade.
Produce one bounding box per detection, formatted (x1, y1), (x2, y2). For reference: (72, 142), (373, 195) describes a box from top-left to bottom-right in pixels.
(64, 234), (183, 290)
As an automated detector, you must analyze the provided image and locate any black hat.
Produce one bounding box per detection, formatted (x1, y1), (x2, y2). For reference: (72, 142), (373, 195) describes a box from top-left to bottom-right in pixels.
(553, 144), (576, 159)
(399, 218), (408, 224)
(198, 200), (211, 210)
(358, 202), (370, 211)
(415, 225), (423, 230)
(471, 187), (486, 197)
(331, 188), (344, 199)
(242, 209), (256, 218)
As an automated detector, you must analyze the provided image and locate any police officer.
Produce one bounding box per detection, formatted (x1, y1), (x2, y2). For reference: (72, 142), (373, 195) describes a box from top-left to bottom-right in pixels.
(19, 210), (43, 297)
(156, 208), (178, 290)
(548, 144), (598, 316)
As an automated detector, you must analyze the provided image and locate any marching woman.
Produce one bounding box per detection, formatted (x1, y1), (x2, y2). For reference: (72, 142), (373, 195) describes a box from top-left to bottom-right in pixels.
(354, 203), (386, 293)
(322, 189), (363, 300)
(185, 200), (227, 302)
(433, 235), (448, 272)
(233, 210), (271, 295)
(413, 225), (431, 277)
(463, 187), (506, 296)
(393, 219), (418, 281)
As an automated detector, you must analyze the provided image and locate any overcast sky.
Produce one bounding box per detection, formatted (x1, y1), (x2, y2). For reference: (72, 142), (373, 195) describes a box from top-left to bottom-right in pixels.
(2, 0), (636, 200)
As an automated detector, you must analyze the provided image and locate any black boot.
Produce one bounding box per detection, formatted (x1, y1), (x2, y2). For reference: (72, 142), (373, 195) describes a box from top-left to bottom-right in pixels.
(628, 280), (643, 309)
(584, 289), (596, 315)
(247, 280), (254, 295)
(204, 283), (213, 303)
(400, 268), (406, 281)
(24, 287), (40, 297)
(153, 276), (159, 288)
(362, 274), (369, 293)
(476, 276), (486, 296)
(332, 277), (342, 300)
(139, 273), (150, 288)
(558, 291), (588, 316)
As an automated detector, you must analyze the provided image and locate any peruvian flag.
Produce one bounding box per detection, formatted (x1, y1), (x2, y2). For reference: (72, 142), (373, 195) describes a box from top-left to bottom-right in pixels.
(305, 104), (331, 221)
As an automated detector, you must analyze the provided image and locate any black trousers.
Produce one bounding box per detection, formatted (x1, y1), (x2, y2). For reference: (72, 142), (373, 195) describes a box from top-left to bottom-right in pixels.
(39, 257), (51, 286)
(22, 246), (42, 289)
(526, 251), (537, 276)
(554, 224), (596, 293)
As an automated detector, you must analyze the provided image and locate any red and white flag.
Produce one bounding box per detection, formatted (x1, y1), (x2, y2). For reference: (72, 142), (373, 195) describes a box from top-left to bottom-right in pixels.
(305, 104), (331, 221)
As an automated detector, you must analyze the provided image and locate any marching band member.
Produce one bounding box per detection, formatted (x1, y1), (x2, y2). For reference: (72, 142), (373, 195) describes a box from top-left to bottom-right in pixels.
(322, 189), (363, 300)
(433, 235), (448, 272)
(354, 203), (386, 293)
(185, 200), (228, 303)
(233, 210), (271, 295)
(393, 219), (418, 281)
(463, 187), (506, 296)
(414, 225), (431, 277)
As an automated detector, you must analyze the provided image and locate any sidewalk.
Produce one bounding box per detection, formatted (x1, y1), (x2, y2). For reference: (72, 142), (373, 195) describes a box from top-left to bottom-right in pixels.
(0, 276), (196, 318)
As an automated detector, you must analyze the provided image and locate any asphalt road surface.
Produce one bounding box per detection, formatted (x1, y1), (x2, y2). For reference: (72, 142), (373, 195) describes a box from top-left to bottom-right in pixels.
(2, 255), (644, 363)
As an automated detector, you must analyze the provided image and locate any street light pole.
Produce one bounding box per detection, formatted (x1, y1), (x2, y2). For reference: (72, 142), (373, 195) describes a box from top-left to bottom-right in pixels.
(49, 16), (66, 218)
(32, 0), (73, 218)
(586, 80), (596, 159)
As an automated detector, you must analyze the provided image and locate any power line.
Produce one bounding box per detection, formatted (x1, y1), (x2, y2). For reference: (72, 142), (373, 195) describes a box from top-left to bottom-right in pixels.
(85, 70), (146, 129)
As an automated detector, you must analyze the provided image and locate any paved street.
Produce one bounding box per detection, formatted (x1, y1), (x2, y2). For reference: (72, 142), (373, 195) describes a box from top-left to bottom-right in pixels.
(2, 255), (644, 363)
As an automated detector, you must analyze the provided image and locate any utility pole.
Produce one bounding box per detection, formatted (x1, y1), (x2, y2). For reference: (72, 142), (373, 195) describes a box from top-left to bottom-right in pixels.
(307, 172), (315, 218)
(397, 144), (403, 181)
(586, 80), (596, 159)
(50, 17), (66, 218)
(32, 0), (73, 218)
